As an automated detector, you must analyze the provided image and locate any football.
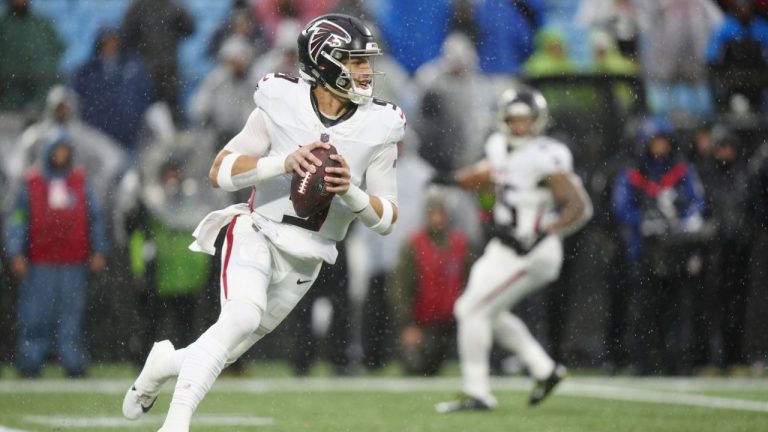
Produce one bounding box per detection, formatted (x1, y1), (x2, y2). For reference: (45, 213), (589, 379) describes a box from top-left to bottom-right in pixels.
(290, 145), (341, 218)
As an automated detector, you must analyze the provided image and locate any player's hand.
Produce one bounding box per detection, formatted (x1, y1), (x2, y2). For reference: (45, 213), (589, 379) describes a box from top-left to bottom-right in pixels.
(11, 256), (27, 277)
(284, 141), (330, 177)
(325, 153), (351, 194)
(401, 325), (423, 348)
(89, 253), (106, 273)
(429, 171), (456, 186)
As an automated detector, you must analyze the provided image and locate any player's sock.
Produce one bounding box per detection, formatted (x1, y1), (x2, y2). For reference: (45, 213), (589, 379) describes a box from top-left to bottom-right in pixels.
(456, 311), (494, 402)
(168, 346), (189, 377)
(494, 312), (555, 380)
(161, 301), (263, 430)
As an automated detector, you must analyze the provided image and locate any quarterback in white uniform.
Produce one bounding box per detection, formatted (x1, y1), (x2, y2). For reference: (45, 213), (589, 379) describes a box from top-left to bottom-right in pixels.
(435, 87), (592, 413)
(122, 14), (405, 431)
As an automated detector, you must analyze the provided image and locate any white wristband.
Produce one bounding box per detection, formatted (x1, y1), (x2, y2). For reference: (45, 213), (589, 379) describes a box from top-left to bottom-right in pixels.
(216, 152), (239, 191)
(369, 198), (394, 234)
(250, 156), (286, 183)
(339, 183), (370, 213)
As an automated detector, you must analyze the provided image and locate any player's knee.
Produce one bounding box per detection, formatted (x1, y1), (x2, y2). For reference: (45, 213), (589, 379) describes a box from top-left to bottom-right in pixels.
(220, 300), (264, 338)
(453, 297), (471, 321)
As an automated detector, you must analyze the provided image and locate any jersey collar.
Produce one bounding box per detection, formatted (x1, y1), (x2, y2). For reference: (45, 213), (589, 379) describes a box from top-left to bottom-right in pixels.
(310, 88), (358, 128)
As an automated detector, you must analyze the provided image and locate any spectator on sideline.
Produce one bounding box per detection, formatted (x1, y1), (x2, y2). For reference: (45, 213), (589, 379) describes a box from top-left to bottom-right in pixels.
(612, 117), (706, 375)
(248, 20), (302, 83)
(0, 0), (64, 111)
(522, 28), (578, 77)
(636, 0), (723, 118)
(117, 152), (216, 365)
(121, 0), (195, 127)
(190, 35), (257, 151)
(252, 0), (339, 44)
(361, 135), (435, 371)
(72, 27), (154, 157)
(413, 32), (495, 174)
(206, 0), (266, 61)
(5, 133), (107, 378)
(576, 0), (640, 61)
(695, 126), (753, 373)
(388, 189), (470, 376)
(9, 85), (127, 208)
(706, 0), (768, 112)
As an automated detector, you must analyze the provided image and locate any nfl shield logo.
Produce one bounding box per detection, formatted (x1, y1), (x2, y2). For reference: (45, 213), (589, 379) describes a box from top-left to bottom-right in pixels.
(320, 132), (330, 143)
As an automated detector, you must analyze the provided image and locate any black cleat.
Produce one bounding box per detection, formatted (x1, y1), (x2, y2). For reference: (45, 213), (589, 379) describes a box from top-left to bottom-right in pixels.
(435, 394), (494, 413)
(529, 364), (567, 406)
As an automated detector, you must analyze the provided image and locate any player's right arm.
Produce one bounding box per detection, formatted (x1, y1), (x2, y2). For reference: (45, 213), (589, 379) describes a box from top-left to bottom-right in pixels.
(208, 108), (326, 191)
(430, 160), (492, 191)
(454, 160), (492, 191)
(543, 173), (593, 237)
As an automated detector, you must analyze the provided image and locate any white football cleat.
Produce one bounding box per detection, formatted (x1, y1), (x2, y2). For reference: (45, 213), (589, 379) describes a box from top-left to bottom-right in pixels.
(122, 340), (175, 420)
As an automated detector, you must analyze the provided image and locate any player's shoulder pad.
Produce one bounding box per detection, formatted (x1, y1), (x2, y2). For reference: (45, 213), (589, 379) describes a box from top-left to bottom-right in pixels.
(253, 72), (302, 108)
(536, 136), (572, 156)
(367, 97), (406, 142)
(368, 97), (406, 128)
(536, 136), (573, 172)
(484, 132), (508, 151)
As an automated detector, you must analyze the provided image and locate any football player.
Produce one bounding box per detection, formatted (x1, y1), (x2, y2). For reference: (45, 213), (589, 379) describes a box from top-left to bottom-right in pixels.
(122, 14), (405, 431)
(434, 87), (592, 412)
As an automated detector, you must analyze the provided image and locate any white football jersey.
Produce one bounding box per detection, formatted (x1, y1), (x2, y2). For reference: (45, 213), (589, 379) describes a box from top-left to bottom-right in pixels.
(224, 73), (406, 262)
(485, 132), (574, 246)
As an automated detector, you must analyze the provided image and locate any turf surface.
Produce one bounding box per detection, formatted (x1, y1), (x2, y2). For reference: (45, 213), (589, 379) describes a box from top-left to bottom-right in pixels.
(1, 368), (767, 432)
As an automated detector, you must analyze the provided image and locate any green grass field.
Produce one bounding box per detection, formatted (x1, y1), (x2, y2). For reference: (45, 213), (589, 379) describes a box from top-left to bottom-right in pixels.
(1, 364), (767, 432)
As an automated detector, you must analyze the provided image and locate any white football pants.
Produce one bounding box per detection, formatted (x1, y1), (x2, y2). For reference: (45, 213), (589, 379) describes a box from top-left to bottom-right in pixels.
(162, 214), (324, 430)
(220, 214), (324, 362)
(454, 236), (563, 403)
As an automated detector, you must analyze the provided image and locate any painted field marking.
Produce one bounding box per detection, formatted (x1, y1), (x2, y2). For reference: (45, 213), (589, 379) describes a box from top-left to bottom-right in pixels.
(3, 377), (768, 415)
(23, 415), (273, 428)
(0, 425), (30, 432)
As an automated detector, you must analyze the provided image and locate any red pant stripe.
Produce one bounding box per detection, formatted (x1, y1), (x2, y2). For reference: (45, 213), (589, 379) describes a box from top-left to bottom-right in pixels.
(222, 217), (238, 299)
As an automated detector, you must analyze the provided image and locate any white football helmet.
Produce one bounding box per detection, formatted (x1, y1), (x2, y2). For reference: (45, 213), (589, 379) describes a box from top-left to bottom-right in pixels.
(497, 86), (549, 148)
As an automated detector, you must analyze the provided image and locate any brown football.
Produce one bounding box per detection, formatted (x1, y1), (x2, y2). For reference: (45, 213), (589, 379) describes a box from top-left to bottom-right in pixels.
(290, 145), (340, 218)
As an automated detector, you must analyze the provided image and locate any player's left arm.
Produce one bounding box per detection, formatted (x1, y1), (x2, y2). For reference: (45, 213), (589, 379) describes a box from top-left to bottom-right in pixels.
(325, 143), (399, 235)
(543, 172), (593, 237)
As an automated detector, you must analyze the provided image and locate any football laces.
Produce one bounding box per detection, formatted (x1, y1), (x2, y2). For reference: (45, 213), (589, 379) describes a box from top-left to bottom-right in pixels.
(298, 171), (312, 195)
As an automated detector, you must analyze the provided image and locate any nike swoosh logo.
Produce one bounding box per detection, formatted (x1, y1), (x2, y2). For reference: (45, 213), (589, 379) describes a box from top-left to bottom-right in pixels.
(142, 398), (156, 413)
(297, 279), (312, 285)
(132, 385), (156, 413)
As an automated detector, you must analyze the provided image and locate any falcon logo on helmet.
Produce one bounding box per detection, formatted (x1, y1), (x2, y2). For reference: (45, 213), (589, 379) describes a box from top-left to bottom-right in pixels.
(307, 20), (352, 64)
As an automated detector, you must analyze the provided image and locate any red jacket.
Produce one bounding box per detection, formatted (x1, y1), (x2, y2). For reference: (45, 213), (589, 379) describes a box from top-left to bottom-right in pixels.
(26, 168), (91, 263)
(410, 230), (468, 326)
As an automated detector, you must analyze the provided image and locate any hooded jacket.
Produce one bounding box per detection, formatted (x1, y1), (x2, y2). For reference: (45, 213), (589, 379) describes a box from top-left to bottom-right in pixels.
(612, 123), (705, 263)
(5, 134), (107, 264)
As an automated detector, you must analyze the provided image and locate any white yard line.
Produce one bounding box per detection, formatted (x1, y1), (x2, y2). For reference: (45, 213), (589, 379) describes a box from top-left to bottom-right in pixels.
(2, 377), (768, 414)
(23, 415), (273, 428)
(0, 425), (30, 432)
(557, 382), (768, 413)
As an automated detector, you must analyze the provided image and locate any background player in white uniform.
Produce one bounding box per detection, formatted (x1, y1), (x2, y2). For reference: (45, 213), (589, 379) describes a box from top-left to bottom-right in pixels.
(122, 14), (405, 432)
(435, 87), (592, 413)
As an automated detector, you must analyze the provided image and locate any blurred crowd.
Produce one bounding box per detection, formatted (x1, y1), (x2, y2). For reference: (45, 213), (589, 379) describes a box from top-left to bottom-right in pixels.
(1, 0), (768, 379)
